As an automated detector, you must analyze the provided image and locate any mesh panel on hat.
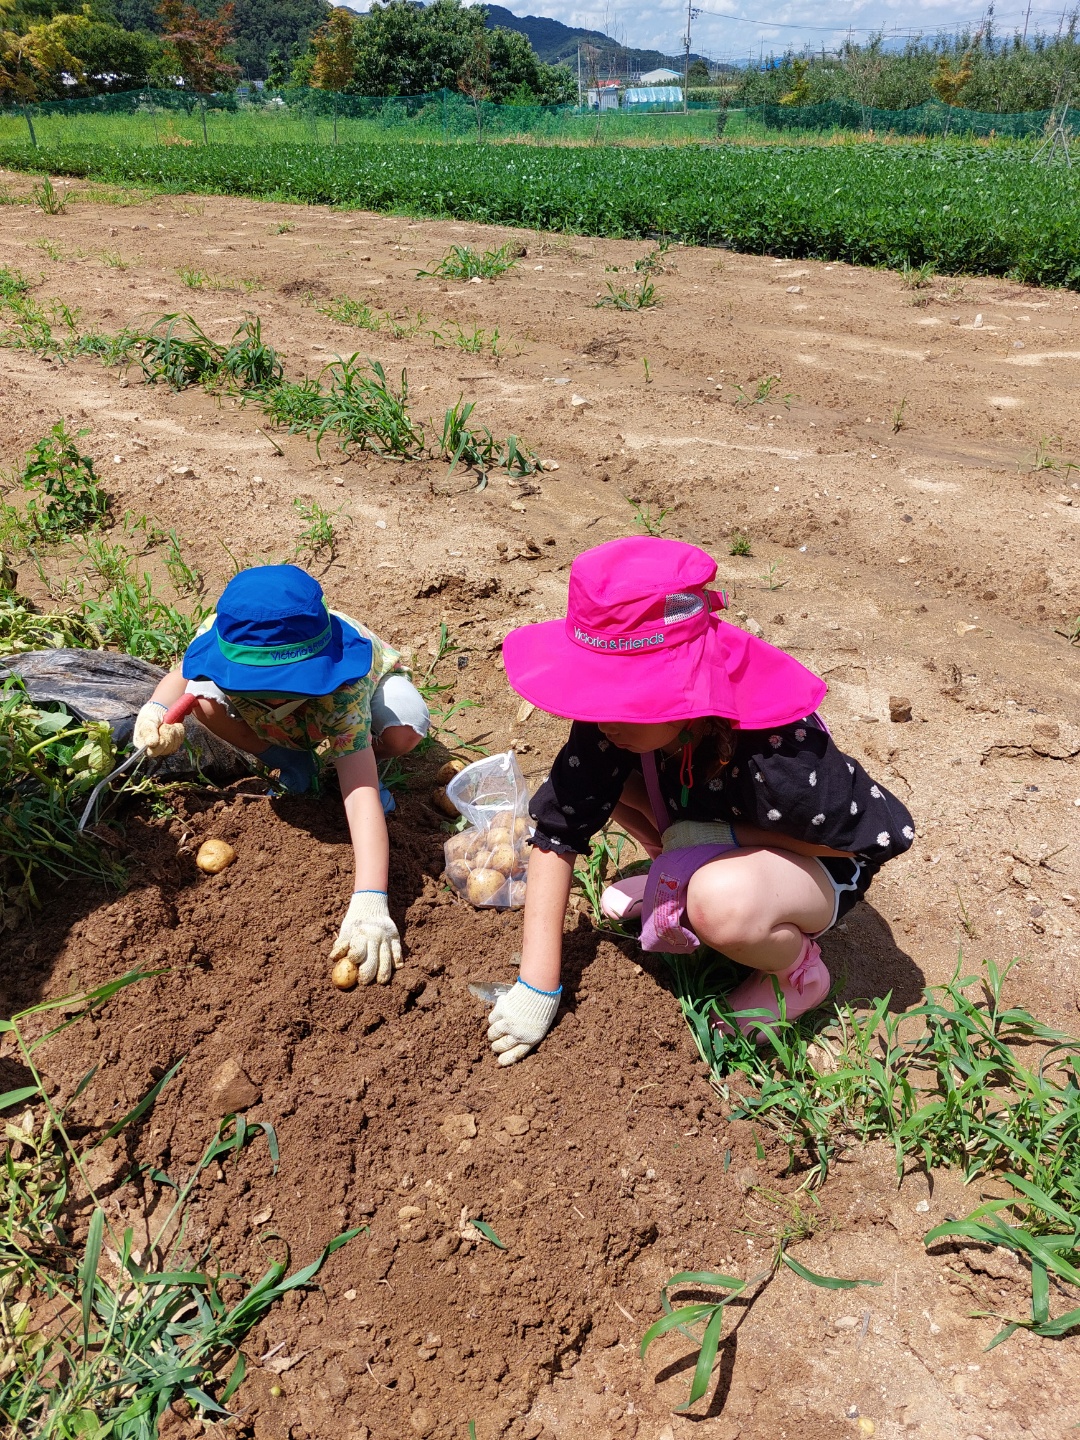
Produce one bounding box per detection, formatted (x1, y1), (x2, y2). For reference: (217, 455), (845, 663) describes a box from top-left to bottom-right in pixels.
(663, 591), (706, 624)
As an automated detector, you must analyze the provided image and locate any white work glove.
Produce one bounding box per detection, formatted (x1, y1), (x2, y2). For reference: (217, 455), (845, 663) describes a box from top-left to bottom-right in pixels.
(661, 819), (737, 852)
(487, 979), (562, 1066)
(133, 700), (186, 758)
(329, 890), (402, 986)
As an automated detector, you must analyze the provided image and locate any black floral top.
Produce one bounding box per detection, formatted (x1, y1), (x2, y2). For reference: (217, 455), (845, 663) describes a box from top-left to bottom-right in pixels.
(529, 719), (915, 916)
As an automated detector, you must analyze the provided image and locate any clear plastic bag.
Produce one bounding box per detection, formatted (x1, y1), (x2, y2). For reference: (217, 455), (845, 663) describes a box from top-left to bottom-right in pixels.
(442, 751), (533, 909)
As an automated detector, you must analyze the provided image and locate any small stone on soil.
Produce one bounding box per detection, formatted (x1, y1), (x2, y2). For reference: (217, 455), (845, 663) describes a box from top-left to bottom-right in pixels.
(207, 1057), (260, 1115)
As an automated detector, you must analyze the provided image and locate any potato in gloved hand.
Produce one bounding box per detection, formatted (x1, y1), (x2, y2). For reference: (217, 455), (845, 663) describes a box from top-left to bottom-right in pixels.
(133, 700), (186, 758)
(329, 889), (402, 986)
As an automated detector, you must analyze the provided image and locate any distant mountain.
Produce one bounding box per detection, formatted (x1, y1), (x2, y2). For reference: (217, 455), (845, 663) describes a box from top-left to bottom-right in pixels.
(482, 4), (711, 76)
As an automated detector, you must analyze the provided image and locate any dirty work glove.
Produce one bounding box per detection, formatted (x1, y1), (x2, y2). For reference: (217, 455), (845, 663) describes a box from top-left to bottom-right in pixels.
(257, 743), (318, 795)
(661, 819), (737, 853)
(133, 700), (186, 758)
(329, 890), (402, 986)
(487, 979), (562, 1067)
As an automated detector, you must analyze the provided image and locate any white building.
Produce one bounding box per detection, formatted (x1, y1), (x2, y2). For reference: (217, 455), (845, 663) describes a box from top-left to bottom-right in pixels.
(638, 67), (681, 84)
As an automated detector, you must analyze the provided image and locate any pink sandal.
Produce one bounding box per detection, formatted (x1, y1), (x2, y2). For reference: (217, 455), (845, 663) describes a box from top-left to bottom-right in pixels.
(600, 873), (650, 921)
(718, 935), (831, 1041)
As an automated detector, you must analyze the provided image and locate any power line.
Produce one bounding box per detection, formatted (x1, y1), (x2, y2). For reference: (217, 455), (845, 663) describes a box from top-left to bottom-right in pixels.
(692, 3), (1075, 32)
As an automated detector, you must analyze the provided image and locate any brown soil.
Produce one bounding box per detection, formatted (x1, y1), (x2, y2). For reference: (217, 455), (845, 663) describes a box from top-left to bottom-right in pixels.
(2, 172), (1080, 1440)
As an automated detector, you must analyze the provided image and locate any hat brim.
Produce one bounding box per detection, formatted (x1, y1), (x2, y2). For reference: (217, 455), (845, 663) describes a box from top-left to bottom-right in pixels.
(503, 614), (827, 729)
(182, 612), (372, 696)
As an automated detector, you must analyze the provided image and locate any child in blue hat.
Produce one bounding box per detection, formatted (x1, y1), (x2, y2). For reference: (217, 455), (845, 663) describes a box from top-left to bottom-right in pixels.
(134, 565), (429, 989)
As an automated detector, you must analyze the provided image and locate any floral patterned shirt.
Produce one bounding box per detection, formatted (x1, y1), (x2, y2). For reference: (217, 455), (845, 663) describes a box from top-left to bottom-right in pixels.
(193, 610), (404, 757)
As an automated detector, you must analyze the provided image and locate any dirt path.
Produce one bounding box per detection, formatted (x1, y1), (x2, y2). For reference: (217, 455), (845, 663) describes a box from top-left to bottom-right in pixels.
(2, 174), (1079, 1440)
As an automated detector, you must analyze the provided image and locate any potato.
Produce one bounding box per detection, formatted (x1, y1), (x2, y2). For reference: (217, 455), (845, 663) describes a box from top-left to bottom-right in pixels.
(466, 868), (506, 906)
(331, 957), (359, 990)
(508, 879), (527, 907)
(468, 848), (494, 873)
(432, 786), (461, 818)
(512, 817), (532, 841)
(486, 827), (513, 853)
(196, 838), (236, 874)
(445, 859), (472, 889)
(444, 830), (474, 864)
(436, 758), (466, 785)
(488, 845), (517, 877)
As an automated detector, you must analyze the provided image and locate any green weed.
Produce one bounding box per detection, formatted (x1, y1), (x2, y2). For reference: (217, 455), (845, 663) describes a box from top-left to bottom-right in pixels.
(316, 355), (425, 459)
(271, 219), (295, 233)
(260, 376), (329, 434)
(0, 974), (361, 1434)
(666, 952), (1080, 1349)
(293, 497), (341, 560)
(596, 277), (659, 310)
(734, 374), (793, 408)
(177, 265), (211, 288)
(418, 242), (519, 280)
(77, 566), (208, 667)
(100, 248), (130, 270)
(573, 827), (637, 927)
(220, 316), (283, 391)
(628, 497), (672, 537)
(437, 398), (539, 481)
(642, 1191), (876, 1412)
(31, 176), (67, 215)
(416, 622), (485, 755)
(34, 236), (63, 261)
(729, 530), (753, 556)
(164, 528), (203, 596)
(10, 421), (109, 542)
(891, 396), (908, 432)
(899, 259), (936, 289)
(0, 266), (30, 303)
(437, 322), (503, 356)
(0, 670), (119, 919)
(760, 561), (787, 590)
(316, 294), (382, 330)
(137, 313), (222, 390)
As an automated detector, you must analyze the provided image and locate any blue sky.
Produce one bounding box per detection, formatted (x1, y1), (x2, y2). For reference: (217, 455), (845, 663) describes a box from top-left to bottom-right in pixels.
(509, 0), (1073, 64)
(343, 0), (1077, 64)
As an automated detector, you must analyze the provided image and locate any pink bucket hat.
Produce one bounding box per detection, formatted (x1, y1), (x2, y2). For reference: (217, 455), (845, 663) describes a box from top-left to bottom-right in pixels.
(502, 536), (827, 728)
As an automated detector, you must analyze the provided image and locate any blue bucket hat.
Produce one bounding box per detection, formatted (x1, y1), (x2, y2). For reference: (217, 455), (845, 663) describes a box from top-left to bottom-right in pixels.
(182, 565), (372, 696)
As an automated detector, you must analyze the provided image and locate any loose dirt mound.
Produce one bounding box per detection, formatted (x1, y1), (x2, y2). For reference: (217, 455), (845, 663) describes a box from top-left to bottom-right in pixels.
(2, 176), (1080, 1440)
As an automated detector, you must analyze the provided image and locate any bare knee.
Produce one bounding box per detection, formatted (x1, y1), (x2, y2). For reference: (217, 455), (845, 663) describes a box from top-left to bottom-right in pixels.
(686, 866), (769, 949)
(375, 724), (423, 759)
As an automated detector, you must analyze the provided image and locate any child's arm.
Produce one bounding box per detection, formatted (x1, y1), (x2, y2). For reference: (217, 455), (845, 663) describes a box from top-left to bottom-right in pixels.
(328, 746), (401, 986)
(487, 846), (572, 1066)
(138, 669), (267, 757)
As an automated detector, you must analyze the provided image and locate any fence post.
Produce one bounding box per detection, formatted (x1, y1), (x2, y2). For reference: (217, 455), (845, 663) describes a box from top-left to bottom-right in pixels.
(442, 86), (447, 143)
(22, 105), (38, 148)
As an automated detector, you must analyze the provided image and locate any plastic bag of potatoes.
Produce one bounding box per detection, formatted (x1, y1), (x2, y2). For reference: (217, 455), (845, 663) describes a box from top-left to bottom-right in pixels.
(441, 751), (533, 909)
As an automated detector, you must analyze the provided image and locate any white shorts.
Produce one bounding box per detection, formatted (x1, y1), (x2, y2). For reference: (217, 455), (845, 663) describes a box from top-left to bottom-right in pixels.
(185, 672), (430, 743)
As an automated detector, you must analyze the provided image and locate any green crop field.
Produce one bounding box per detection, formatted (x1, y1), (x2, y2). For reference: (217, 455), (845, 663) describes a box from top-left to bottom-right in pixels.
(1, 133), (1078, 287)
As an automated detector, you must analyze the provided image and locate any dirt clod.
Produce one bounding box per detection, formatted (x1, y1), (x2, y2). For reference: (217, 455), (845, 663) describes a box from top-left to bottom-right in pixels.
(206, 1057), (260, 1114)
(889, 695), (913, 723)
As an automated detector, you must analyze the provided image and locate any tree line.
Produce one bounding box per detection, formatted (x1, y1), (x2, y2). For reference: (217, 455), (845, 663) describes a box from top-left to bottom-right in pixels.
(736, 24), (1080, 115)
(0, 0), (575, 105)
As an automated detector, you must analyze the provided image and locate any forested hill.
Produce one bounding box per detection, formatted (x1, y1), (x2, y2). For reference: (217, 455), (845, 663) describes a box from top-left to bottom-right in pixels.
(482, 3), (702, 72)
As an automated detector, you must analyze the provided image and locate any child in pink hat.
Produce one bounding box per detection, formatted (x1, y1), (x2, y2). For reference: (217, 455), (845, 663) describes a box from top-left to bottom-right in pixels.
(486, 536), (915, 1065)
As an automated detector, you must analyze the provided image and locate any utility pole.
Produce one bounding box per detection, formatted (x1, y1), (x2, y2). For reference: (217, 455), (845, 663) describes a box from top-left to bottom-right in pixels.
(577, 45), (582, 108)
(682, 0), (699, 111)
(1022, 0), (1032, 42)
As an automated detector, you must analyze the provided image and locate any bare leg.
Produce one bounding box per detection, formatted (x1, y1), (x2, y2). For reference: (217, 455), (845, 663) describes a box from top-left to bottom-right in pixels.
(373, 724), (423, 761)
(686, 848), (833, 973)
(611, 770), (662, 858)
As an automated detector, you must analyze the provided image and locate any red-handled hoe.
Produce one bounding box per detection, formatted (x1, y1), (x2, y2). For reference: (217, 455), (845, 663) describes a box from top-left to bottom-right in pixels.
(78, 691), (199, 834)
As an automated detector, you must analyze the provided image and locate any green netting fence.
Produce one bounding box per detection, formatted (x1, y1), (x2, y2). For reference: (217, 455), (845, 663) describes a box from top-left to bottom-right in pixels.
(0, 87), (1067, 149)
(757, 97), (1067, 139)
(0, 86), (727, 148)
